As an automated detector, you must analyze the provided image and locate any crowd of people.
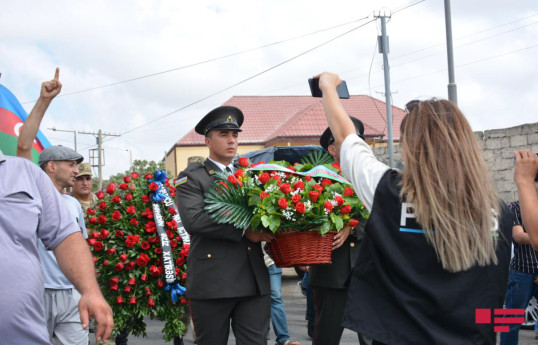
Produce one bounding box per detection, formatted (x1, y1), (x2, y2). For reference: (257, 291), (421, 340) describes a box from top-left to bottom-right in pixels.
(1, 68), (537, 345)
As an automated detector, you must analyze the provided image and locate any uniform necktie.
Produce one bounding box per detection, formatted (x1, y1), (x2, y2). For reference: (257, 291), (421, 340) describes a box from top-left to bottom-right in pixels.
(225, 167), (233, 174)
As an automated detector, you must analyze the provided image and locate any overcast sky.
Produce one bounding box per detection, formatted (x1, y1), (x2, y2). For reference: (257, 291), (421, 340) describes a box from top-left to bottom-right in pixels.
(1, 0), (536, 178)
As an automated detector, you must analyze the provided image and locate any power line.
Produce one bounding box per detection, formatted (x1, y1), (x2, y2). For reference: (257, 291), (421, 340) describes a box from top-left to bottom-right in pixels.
(90, 18), (378, 145)
(20, 16), (371, 104)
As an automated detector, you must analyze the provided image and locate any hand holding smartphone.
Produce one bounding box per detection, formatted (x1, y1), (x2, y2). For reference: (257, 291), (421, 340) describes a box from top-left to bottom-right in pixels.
(308, 77), (350, 99)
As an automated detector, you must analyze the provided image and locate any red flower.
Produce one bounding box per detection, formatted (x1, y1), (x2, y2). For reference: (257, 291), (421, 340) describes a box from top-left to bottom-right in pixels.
(128, 277), (136, 285)
(110, 284), (118, 291)
(91, 231), (100, 239)
(106, 248), (116, 255)
(140, 274), (148, 282)
(100, 229), (110, 239)
(111, 195), (121, 203)
(180, 298), (187, 305)
(110, 277), (119, 285)
(293, 181), (305, 191)
(106, 183), (116, 195)
(89, 217), (97, 225)
(324, 201), (334, 213)
(144, 173), (153, 180)
(154, 248), (162, 255)
(149, 265), (160, 277)
(175, 257), (185, 266)
(348, 218), (359, 227)
(125, 235), (139, 248)
(136, 254), (150, 267)
(97, 215), (107, 224)
(142, 208), (154, 219)
(340, 204), (352, 215)
(112, 210), (121, 221)
(102, 260), (109, 267)
(313, 184), (323, 192)
(168, 207), (177, 215)
(115, 262), (124, 271)
(149, 182), (160, 191)
(291, 194), (301, 204)
(279, 183), (291, 194)
(86, 208), (95, 216)
(116, 296), (124, 304)
(260, 192), (269, 200)
(334, 196), (344, 206)
(238, 157), (249, 167)
(124, 286), (132, 293)
(92, 256), (97, 264)
(295, 202), (306, 214)
(87, 238), (96, 246)
(332, 162), (341, 171)
(115, 230), (124, 238)
(131, 172), (139, 179)
(130, 218), (139, 226)
(96, 191), (105, 200)
(344, 187), (354, 196)
(98, 201), (107, 210)
(278, 198), (288, 210)
(321, 179), (332, 187)
(129, 296), (137, 305)
(119, 254), (128, 262)
(93, 241), (104, 251)
(140, 241), (150, 250)
(157, 280), (164, 288)
(166, 220), (177, 230)
(145, 221), (156, 233)
(227, 175), (242, 187)
(171, 240), (178, 248)
(119, 183), (129, 191)
(258, 173), (270, 184)
(304, 176), (312, 181)
(125, 193), (133, 201)
(126, 206), (136, 215)
(309, 191), (319, 202)
(125, 262), (135, 270)
(148, 297), (155, 307)
(148, 236), (158, 243)
(234, 169), (245, 179)
(123, 176), (131, 183)
(142, 195), (150, 203)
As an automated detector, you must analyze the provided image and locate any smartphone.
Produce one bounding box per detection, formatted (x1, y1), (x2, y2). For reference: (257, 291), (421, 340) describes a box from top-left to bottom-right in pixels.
(308, 78), (350, 99)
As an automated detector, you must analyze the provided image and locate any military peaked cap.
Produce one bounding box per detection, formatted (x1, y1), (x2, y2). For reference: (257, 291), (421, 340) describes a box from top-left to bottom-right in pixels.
(195, 106), (244, 135)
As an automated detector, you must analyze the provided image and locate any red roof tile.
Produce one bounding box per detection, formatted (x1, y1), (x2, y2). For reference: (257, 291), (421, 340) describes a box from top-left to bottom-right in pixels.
(175, 95), (405, 146)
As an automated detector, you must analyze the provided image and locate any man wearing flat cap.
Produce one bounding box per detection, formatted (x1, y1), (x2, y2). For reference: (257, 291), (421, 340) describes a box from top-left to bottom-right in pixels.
(309, 117), (371, 345)
(176, 106), (274, 345)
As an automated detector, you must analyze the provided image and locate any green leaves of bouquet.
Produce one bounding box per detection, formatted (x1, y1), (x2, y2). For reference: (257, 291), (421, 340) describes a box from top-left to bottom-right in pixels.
(204, 156), (369, 235)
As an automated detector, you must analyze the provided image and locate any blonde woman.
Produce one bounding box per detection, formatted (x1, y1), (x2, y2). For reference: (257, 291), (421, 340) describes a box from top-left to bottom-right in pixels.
(317, 72), (511, 345)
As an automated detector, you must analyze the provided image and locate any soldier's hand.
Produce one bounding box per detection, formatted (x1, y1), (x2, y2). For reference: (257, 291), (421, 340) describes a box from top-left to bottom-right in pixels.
(40, 67), (62, 100)
(245, 228), (274, 243)
(333, 226), (351, 250)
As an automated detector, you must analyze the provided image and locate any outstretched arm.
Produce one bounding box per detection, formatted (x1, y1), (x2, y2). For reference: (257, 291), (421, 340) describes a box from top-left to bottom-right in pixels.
(17, 67), (62, 160)
(53, 232), (114, 342)
(514, 150), (538, 249)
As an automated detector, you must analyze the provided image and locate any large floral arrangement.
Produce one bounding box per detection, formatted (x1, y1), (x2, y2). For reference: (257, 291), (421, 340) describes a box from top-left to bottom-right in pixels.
(204, 156), (369, 235)
(86, 170), (190, 341)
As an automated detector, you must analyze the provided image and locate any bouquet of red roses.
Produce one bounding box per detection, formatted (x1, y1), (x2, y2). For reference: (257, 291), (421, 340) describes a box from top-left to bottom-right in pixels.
(204, 157), (369, 235)
(87, 170), (190, 341)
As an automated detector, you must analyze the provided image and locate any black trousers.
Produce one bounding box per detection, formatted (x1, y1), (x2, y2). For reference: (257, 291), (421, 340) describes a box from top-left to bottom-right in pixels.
(190, 295), (271, 345)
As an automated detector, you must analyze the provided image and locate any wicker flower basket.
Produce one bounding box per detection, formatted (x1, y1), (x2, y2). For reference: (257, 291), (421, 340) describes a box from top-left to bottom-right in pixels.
(268, 230), (336, 267)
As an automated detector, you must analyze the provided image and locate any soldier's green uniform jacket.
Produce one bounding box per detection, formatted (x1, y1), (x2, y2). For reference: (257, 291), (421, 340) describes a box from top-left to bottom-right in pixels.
(176, 159), (270, 300)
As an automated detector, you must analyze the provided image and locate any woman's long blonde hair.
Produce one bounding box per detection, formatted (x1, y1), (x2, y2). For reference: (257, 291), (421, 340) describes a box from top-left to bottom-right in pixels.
(400, 99), (499, 273)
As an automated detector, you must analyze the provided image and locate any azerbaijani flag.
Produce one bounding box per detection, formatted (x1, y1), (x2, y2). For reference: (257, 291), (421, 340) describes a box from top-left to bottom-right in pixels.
(0, 84), (51, 164)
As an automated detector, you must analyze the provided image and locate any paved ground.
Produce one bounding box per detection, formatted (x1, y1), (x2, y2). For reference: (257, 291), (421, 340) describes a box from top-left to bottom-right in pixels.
(91, 268), (538, 345)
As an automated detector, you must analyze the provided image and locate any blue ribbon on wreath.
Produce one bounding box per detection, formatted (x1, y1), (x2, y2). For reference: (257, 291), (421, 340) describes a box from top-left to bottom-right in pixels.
(150, 180), (168, 202)
(164, 282), (187, 303)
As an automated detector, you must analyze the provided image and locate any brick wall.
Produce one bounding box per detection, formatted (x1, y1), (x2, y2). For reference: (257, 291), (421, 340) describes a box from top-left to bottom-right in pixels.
(372, 122), (538, 203)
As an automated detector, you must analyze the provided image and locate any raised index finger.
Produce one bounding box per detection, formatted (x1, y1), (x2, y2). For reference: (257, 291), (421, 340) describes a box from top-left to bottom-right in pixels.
(54, 67), (60, 81)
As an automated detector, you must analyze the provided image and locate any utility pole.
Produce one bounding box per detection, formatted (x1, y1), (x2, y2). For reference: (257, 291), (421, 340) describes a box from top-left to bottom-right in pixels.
(376, 11), (394, 168)
(78, 130), (121, 190)
(48, 127), (77, 152)
(444, 0), (458, 104)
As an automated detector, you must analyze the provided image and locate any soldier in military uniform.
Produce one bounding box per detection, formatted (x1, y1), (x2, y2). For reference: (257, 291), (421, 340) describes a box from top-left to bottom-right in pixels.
(72, 163), (98, 215)
(308, 117), (371, 345)
(175, 106), (274, 345)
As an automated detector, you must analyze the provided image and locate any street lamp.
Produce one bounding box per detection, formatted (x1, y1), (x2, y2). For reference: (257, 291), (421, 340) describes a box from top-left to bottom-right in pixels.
(48, 127), (78, 152)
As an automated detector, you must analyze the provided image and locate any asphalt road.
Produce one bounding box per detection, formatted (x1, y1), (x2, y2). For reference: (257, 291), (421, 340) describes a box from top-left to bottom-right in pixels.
(91, 268), (538, 345)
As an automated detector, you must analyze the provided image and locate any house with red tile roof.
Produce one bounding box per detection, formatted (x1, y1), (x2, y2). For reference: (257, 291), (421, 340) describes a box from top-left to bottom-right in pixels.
(164, 95), (406, 177)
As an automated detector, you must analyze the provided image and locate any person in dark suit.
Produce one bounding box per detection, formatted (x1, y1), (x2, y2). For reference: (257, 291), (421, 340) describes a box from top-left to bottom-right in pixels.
(176, 106), (274, 345)
(308, 117), (371, 345)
